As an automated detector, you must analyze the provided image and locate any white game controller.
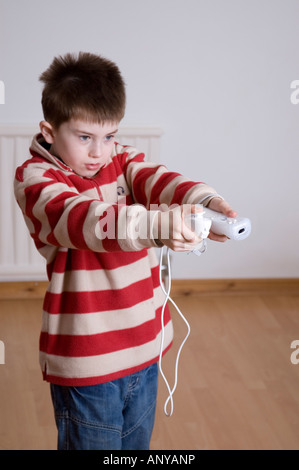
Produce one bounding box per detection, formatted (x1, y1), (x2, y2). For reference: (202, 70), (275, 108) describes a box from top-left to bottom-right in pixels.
(184, 211), (211, 240)
(184, 206), (251, 255)
(203, 207), (251, 241)
(184, 210), (212, 255)
(159, 206), (252, 416)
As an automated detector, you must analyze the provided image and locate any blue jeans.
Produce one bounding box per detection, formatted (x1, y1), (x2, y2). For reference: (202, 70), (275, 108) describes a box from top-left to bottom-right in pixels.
(50, 363), (158, 450)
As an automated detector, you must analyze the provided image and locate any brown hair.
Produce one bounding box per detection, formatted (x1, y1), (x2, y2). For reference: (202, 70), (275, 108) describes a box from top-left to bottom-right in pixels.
(39, 52), (126, 128)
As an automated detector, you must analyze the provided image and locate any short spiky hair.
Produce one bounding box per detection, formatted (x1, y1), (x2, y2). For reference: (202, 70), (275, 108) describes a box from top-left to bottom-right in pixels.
(39, 52), (126, 128)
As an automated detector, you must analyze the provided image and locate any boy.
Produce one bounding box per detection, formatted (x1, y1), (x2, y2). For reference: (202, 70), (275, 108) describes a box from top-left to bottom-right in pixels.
(14, 52), (236, 450)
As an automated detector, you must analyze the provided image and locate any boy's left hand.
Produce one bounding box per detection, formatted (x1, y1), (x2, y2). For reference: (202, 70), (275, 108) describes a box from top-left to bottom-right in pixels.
(206, 197), (237, 242)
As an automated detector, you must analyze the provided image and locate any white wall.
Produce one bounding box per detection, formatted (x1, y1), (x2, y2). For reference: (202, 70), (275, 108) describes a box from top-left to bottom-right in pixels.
(0, 0), (298, 279)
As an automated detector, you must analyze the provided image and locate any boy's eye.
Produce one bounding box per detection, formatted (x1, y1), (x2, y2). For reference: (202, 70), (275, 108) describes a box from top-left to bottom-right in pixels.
(105, 135), (114, 142)
(79, 135), (90, 142)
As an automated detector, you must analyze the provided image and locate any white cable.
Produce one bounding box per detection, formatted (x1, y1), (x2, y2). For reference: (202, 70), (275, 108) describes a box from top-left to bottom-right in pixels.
(158, 246), (191, 417)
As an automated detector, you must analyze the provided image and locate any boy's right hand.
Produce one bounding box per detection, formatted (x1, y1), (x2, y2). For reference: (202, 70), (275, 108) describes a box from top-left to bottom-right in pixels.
(155, 204), (203, 252)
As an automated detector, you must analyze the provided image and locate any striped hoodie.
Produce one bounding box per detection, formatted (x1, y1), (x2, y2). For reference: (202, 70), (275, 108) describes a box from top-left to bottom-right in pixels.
(14, 133), (219, 386)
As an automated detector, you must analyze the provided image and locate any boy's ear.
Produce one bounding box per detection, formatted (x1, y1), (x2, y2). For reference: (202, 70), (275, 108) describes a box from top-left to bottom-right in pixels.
(40, 121), (55, 144)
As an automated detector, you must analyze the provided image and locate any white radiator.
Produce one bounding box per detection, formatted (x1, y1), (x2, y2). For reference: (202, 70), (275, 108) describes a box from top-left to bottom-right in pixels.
(0, 125), (162, 281)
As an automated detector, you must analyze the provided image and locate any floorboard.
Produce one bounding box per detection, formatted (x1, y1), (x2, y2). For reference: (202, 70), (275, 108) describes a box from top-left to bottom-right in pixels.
(0, 291), (299, 450)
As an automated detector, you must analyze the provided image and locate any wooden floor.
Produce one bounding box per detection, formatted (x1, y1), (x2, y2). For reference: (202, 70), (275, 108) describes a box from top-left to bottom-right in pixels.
(0, 288), (299, 450)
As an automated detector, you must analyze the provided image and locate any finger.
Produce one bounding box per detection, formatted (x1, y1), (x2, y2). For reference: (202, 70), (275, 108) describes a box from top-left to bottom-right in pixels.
(166, 238), (201, 252)
(208, 198), (237, 218)
(190, 204), (203, 214)
(224, 207), (237, 218)
(181, 205), (203, 241)
(219, 201), (237, 218)
(181, 225), (198, 242)
(208, 231), (229, 242)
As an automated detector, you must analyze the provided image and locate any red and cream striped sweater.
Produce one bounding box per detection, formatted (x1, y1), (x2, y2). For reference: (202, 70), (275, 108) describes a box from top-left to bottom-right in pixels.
(14, 134), (219, 386)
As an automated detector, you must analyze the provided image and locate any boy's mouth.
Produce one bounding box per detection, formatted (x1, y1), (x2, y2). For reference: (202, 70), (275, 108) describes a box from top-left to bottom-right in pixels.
(85, 163), (101, 171)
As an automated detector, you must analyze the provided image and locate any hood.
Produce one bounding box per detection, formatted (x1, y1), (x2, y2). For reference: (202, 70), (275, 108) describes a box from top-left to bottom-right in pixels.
(30, 133), (74, 172)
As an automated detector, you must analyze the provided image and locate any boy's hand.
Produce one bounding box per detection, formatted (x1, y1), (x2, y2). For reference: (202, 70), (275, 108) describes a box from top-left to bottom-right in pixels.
(206, 197), (237, 242)
(156, 204), (203, 252)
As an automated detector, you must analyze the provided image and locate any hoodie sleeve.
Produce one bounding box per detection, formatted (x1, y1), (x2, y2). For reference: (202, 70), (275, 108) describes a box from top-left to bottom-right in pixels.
(118, 144), (222, 209)
(14, 159), (160, 253)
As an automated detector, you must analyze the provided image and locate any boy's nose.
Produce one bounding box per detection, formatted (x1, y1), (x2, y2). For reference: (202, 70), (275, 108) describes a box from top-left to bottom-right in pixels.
(89, 143), (102, 158)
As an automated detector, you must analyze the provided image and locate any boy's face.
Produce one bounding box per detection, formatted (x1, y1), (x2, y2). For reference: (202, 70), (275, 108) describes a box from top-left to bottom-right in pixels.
(40, 119), (119, 178)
